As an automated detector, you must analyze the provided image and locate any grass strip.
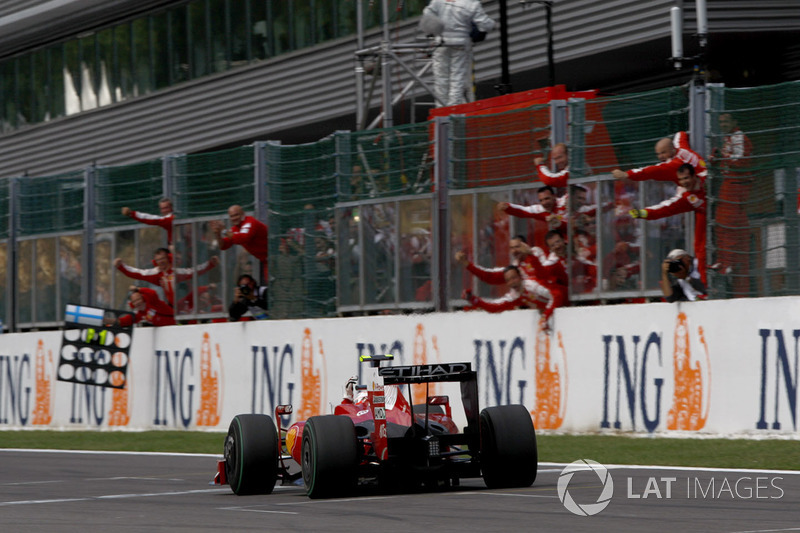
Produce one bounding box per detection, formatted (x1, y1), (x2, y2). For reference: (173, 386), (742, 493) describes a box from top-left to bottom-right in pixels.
(1, 431), (797, 471)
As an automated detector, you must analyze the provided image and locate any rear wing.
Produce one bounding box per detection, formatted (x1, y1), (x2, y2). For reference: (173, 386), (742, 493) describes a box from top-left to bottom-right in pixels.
(378, 363), (475, 385)
(361, 357), (480, 434)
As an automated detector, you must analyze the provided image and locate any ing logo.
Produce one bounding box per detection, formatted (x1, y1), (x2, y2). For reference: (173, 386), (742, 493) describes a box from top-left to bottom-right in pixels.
(297, 328), (326, 420)
(195, 332), (223, 427)
(411, 323), (440, 406)
(667, 312), (710, 431)
(532, 326), (567, 430)
(108, 372), (131, 426)
(31, 339), (54, 425)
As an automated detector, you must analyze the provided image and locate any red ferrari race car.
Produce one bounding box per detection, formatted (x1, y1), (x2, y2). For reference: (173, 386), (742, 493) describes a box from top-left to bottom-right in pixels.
(215, 354), (538, 498)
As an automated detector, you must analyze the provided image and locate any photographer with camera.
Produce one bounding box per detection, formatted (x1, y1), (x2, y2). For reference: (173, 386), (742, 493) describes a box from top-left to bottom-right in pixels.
(659, 249), (707, 302)
(228, 274), (269, 321)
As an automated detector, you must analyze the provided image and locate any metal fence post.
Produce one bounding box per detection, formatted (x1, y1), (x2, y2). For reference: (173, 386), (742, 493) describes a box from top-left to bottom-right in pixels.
(162, 155), (175, 205)
(433, 115), (450, 312)
(551, 99), (568, 146)
(783, 169), (800, 293)
(563, 98), (582, 177)
(83, 165), (96, 306)
(689, 79), (707, 158)
(254, 142), (268, 223)
(8, 177), (18, 332)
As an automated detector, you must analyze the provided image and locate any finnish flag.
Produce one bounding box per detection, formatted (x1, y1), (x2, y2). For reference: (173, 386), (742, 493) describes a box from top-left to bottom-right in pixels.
(65, 304), (105, 326)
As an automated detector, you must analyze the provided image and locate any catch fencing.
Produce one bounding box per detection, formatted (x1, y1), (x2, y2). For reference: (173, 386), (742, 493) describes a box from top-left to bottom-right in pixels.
(1, 80), (799, 331)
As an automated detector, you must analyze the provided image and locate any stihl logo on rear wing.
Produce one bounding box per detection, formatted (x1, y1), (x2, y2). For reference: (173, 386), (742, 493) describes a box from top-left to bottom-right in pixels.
(379, 363), (474, 384)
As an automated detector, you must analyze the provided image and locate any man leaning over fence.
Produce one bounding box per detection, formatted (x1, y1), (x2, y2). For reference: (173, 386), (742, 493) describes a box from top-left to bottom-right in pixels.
(629, 163), (708, 285)
(611, 131), (706, 185)
(211, 205), (269, 284)
(121, 197), (175, 246)
(463, 264), (555, 331)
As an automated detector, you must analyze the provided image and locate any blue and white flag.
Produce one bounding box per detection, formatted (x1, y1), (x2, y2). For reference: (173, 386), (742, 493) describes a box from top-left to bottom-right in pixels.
(65, 304), (105, 326)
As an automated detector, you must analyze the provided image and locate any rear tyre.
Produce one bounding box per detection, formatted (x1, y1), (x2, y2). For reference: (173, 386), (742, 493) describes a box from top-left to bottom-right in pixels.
(480, 405), (538, 488)
(302, 415), (358, 498)
(224, 414), (279, 495)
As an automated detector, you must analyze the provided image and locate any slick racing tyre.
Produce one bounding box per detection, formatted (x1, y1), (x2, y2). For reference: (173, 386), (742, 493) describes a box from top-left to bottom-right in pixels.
(224, 414), (279, 495)
(479, 405), (538, 489)
(302, 415), (358, 498)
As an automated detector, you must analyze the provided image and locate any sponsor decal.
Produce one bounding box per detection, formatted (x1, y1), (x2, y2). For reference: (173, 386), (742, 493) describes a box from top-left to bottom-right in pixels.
(31, 339), (54, 426)
(756, 328), (799, 431)
(297, 328), (326, 421)
(380, 363), (471, 379)
(533, 327), (566, 430)
(411, 323), (440, 405)
(153, 348), (195, 428)
(667, 312), (710, 431)
(196, 332), (222, 427)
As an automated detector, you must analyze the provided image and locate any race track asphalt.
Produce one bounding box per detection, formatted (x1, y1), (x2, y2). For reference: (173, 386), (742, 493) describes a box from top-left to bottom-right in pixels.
(1, 449), (799, 532)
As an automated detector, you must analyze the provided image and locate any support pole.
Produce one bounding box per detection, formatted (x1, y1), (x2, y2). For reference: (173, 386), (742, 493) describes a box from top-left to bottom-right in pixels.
(380, 0), (394, 128)
(544, 1), (555, 86)
(433, 116), (450, 312)
(495, 0), (511, 95)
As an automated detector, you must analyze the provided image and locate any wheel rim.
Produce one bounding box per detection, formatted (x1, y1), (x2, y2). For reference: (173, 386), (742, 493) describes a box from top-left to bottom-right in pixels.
(302, 435), (314, 489)
(224, 433), (237, 481)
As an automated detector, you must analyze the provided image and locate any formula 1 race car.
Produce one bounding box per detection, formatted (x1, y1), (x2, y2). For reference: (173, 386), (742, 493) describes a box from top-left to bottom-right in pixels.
(215, 354), (538, 498)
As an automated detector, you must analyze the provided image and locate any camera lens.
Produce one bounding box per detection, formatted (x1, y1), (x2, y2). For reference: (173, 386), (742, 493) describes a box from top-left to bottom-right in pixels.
(239, 284), (251, 295)
(668, 260), (683, 273)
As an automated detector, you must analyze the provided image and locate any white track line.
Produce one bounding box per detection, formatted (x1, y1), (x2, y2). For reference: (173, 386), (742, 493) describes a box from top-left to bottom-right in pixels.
(539, 462), (800, 475)
(0, 448), (220, 458)
(0, 488), (229, 507)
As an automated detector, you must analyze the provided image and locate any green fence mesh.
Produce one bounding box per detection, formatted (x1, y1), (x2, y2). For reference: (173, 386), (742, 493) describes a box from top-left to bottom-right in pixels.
(175, 146), (256, 217)
(267, 137), (338, 318)
(450, 103), (552, 189)
(17, 171), (85, 236)
(585, 86), (690, 173)
(337, 122), (434, 201)
(3, 81), (800, 329)
(0, 178), (10, 239)
(95, 159), (164, 228)
(707, 81), (800, 298)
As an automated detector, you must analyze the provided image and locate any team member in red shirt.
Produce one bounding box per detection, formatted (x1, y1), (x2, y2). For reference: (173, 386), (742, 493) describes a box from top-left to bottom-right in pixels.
(455, 235), (545, 285)
(212, 205), (269, 282)
(712, 113), (753, 296)
(611, 131), (706, 185)
(463, 265), (556, 330)
(498, 186), (567, 245)
(114, 247), (218, 308)
(121, 197), (175, 246)
(118, 287), (177, 327)
(534, 143), (570, 187)
(629, 163), (708, 284)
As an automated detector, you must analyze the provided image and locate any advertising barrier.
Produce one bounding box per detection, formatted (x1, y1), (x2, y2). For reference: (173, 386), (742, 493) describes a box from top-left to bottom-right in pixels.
(1, 297), (798, 437)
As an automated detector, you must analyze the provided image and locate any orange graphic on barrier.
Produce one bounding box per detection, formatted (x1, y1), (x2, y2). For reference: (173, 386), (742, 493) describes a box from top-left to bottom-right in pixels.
(531, 328), (566, 430)
(297, 328), (325, 421)
(108, 365), (131, 426)
(196, 332), (222, 427)
(108, 387), (131, 426)
(412, 324), (439, 405)
(667, 312), (710, 431)
(31, 340), (53, 425)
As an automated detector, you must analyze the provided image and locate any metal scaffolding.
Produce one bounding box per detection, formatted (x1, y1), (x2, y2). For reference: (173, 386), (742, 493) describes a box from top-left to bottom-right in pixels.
(354, 0), (441, 131)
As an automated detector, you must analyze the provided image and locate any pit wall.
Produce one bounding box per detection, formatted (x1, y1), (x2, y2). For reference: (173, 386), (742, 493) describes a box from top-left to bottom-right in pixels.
(1, 297), (798, 437)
